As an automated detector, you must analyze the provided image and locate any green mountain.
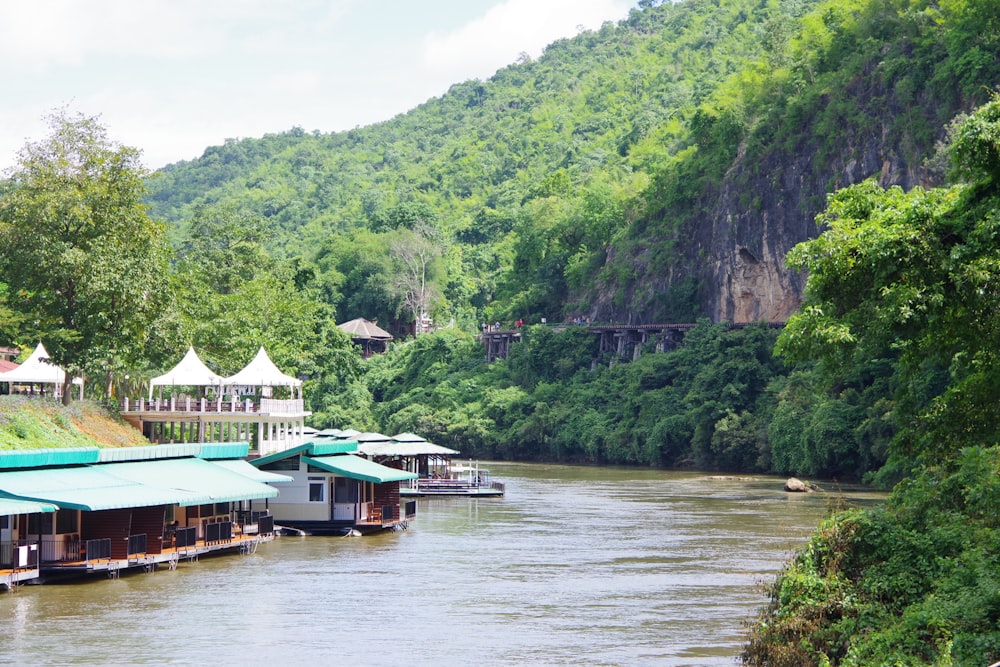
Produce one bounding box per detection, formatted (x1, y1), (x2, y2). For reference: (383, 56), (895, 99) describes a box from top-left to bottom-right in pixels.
(146, 0), (1000, 332)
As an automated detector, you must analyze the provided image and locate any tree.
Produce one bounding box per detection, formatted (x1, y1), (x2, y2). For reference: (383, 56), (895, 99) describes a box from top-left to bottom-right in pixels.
(0, 109), (171, 402)
(389, 222), (441, 336)
(777, 97), (1000, 463)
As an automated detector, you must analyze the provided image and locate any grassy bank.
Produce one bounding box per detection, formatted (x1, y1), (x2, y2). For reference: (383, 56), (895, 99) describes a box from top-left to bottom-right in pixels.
(0, 396), (148, 449)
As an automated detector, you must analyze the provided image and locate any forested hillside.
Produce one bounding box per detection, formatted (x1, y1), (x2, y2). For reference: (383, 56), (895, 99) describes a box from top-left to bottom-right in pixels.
(148, 0), (1000, 332)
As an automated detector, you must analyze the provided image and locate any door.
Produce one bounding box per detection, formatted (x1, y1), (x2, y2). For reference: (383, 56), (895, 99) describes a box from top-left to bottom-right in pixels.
(333, 477), (360, 521)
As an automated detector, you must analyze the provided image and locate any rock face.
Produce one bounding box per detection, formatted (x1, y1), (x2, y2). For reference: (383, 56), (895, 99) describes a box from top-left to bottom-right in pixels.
(592, 79), (947, 325)
(703, 141), (929, 324)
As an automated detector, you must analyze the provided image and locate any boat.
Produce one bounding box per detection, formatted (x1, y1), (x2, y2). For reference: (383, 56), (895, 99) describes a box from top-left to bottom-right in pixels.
(401, 460), (505, 497)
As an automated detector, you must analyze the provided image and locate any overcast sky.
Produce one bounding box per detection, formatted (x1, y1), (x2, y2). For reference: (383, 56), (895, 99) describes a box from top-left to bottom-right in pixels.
(1, 0), (635, 172)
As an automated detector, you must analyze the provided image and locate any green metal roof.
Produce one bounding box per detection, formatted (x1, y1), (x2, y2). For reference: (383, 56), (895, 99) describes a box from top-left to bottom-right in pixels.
(0, 457), (278, 511)
(97, 444), (201, 462)
(210, 459), (293, 484)
(251, 443), (312, 468)
(0, 465), (205, 511)
(308, 441), (358, 456)
(302, 454), (418, 484)
(0, 448), (99, 470)
(197, 443), (251, 460)
(102, 458), (279, 505)
(0, 495), (58, 516)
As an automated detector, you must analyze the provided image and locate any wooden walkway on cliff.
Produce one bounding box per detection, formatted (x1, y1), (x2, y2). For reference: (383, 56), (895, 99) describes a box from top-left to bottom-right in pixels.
(479, 321), (785, 362)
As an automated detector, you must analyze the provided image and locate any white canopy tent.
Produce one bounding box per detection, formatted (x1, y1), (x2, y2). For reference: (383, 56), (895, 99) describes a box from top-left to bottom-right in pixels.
(223, 347), (301, 398)
(148, 346), (224, 399)
(0, 342), (83, 398)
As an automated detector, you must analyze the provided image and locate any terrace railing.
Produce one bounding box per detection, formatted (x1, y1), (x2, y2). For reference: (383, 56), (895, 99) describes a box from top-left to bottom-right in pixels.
(122, 397), (305, 416)
(1, 540), (39, 568)
(85, 538), (111, 561)
(204, 521), (233, 545)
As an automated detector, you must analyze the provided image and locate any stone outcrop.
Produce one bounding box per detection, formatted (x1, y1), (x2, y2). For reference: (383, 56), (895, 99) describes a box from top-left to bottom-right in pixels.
(784, 477), (817, 493)
(592, 77), (950, 325)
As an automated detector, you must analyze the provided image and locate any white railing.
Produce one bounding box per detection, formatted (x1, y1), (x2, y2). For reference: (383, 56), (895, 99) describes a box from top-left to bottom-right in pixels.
(123, 397), (305, 416)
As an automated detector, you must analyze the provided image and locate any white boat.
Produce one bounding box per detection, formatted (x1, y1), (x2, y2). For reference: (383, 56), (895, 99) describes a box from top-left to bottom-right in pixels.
(401, 460), (505, 497)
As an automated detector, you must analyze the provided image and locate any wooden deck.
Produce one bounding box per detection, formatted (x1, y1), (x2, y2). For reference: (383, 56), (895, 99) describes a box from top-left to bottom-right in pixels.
(40, 532), (274, 579)
(0, 567), (41, 590)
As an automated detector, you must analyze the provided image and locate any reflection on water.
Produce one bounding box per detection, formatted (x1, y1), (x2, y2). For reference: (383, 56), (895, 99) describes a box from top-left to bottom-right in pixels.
(0, 463), (881, 666)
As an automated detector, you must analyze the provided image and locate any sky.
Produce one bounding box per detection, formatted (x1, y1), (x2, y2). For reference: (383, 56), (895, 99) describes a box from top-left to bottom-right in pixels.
(1, 0), (635, 172)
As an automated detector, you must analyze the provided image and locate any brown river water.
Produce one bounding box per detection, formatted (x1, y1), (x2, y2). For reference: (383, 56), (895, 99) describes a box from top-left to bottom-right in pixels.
(0, 462), (882, 666)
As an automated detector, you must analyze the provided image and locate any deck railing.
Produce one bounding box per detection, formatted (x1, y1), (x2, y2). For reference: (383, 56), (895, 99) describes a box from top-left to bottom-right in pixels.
(204, 521), (233, 545)
(85, 538), (111, 561)
(234, 511), (274, 536)
(122, 397), (305, 416)
(127, 533), (147, 557)
(1, 540), (39, 568)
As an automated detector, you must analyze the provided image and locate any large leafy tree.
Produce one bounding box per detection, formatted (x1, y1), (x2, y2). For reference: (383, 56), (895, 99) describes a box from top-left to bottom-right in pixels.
(171, 203), (360, 398)
(0, 110), (171, 401)
(777, 96), (1000, 464)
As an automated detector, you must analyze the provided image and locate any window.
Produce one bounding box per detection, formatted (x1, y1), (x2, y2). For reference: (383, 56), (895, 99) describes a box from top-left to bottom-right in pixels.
(308, 476), (325, 502)
(0, 515), (8, 530)
(27, 513), (54, 536)
(56, 510), (78, 534)
(334, 476), (359, 503)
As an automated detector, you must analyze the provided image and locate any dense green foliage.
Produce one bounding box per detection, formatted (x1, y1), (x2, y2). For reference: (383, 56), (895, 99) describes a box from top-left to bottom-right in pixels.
(745, 446), (1000, 665)
(0, 114), (360, 402)
(146, 0), (827, 329)
(145, 0), (1000, 330)
(0, 110), (172, 398)
(744, 96), (1000, 665)
(352, 322), (807, 472)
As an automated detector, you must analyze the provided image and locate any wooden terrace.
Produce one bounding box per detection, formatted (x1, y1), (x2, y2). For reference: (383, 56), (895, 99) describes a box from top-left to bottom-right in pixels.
(0, 540), (40, 590)
(120, 397), (310, 455)
(37, 514), (276, 579)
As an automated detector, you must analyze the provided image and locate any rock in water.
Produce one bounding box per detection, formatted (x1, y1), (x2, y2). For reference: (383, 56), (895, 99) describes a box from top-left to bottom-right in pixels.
(784, 477), (814, 492)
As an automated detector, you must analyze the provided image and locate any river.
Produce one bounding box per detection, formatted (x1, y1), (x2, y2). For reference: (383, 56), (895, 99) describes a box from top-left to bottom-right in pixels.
(0, 462), (882, 666)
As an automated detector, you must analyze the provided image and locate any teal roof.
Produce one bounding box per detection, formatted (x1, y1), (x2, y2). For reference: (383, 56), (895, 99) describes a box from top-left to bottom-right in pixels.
(0, 495), (58, 516)
(302, 455), (418, 484)
(0, 465), (204, 511)
(97, 444), (201, 462)
(197, 443), (251, 460)
(210, 459), (292, 484)
(0, 448), (99, 470)
(251, 440), (358, 468)
(103, 458), (278, 505)
(309, 441), (359, 456)
(0, 458), (278, 511)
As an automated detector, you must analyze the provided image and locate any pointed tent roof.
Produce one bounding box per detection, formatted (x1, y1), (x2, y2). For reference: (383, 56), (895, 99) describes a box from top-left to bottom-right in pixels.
(338, 318), (393, 340)
(149, 347), (224, 394)
(0, 342), (82, 385)
(224, 347), (301, 387)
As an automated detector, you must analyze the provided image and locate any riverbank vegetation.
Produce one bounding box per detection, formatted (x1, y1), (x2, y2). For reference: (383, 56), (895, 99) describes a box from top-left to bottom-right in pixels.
(0, 397), (148, 450)
(742, 95), (1000, 665)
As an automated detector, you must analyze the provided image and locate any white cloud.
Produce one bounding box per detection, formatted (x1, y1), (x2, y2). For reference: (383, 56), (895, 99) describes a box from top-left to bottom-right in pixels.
(0, 0), (636, 171)
(421, 0), (632, 81)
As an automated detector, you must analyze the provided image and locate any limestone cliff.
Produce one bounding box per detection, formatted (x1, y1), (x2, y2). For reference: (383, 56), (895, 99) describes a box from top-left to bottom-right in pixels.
(593, 83), (951, 326)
